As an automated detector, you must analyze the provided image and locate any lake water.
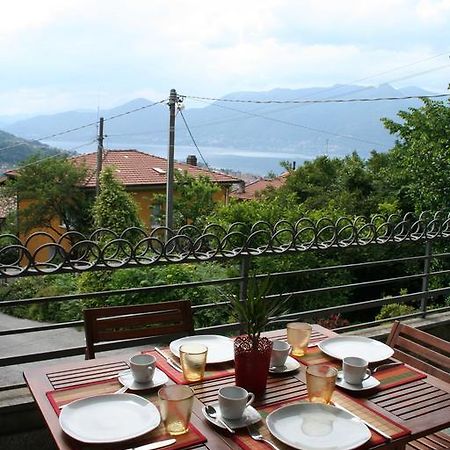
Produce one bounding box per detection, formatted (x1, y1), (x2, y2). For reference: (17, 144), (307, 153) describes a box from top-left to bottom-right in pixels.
(43, 140), (313, 176)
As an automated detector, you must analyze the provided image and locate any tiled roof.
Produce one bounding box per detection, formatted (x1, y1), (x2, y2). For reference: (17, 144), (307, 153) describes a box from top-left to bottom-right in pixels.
(71, 149), (242, 188)
(231, 172), (288, 200)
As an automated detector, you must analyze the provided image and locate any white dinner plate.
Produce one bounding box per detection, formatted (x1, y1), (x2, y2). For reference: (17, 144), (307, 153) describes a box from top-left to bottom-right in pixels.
(269, 356), (301, 374)
(202, 403), (261, 429)
(118, 368), (169, 390)
(170, 335), (234, 364)
(336, 371), (381, 391)
(318, 336), (394, 363)
(59, 393), (160, 443)
(266, 403), (371, 450)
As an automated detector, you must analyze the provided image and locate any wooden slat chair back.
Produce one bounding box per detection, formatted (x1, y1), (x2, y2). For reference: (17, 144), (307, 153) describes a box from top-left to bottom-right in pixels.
(387, 321), (450, 450)
(387, 320), (450, 384)
(84, 300), (194, 359)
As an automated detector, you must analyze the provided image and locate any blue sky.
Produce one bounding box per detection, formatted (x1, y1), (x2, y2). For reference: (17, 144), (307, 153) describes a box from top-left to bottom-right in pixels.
(1, 0), (449, 116)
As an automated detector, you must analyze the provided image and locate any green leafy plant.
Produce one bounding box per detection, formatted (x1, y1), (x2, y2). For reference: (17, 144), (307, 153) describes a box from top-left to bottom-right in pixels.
(227, 275), (289, 348)
(375, 303), (416, 321)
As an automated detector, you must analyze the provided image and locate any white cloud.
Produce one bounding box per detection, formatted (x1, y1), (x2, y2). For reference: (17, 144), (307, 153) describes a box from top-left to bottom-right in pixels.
(0, 0), (449, 115)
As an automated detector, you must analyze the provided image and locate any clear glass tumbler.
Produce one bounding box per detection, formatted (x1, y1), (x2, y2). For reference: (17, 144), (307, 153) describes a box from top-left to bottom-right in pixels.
(158, 385), (194, 435)
(287, 322), (312, 357)
(306, 364), (338, 404)
(179, 343), (208, 382)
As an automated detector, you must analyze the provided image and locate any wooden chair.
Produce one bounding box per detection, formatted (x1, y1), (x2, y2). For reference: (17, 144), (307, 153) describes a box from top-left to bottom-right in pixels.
(387, 320), (450, 384)
(84, 300), (194, 359)
(386, 321), (450, 450)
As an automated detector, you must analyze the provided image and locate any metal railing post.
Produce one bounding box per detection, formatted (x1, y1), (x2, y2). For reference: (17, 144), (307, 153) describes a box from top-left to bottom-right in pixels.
(421, 241), (432, 317)
(238, 254), (250, 334)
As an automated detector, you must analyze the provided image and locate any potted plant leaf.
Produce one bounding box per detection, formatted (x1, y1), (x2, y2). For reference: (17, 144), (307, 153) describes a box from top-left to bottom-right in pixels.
(228, 275), (288, 396)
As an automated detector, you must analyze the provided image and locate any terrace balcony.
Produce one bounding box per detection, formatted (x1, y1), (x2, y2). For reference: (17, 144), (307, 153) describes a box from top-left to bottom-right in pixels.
(0, 211), (449, 449)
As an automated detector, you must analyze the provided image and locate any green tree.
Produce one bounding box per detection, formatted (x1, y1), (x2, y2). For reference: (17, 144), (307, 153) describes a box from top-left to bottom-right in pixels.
(382, 98), (450, 212)
(80, 167), (144, 306)
(2, 154), (91, 235)
(91, 166), (143, 233)
(281, 156), (341, 211)
(154, 170), (220, 228)
(280, 154), (379, 216)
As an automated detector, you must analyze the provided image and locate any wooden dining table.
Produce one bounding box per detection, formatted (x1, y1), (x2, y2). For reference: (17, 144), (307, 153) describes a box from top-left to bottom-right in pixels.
(23, 325), (450, 450)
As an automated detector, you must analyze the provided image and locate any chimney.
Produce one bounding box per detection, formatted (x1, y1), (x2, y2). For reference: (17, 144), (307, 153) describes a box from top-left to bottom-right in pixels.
(186, 155), (197, 166)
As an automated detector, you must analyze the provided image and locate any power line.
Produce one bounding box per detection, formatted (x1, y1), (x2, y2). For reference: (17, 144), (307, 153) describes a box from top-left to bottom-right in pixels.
(175, 55), (450, 136)
(177, 108), (210, 170)
(7, 139), (98, 171)
(0, 99), (167, 154)
(180, 92), (450, 105)
(104, 99), (167, 122)
(197, 97), (388, 147)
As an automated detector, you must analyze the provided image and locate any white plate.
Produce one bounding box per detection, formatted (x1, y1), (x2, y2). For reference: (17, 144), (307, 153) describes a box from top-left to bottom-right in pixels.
(336, 371), (381, 391)
(118, 368), (169, 390)
(202, 403), (261, 429)
(59, 393), (160, 443)
(170, 335), (234, 364)
(318, 336), (394, 363)
(266, 403), (371, 450)
(269, 356), (301, 374)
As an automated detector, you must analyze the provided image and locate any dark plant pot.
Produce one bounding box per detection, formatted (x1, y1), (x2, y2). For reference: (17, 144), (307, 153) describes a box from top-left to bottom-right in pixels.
(234, 335), (273, 397)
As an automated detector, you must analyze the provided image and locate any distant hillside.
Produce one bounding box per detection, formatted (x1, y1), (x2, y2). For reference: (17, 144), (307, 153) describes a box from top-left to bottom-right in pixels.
(3, 84), (435, 159)
(0, 130), (63, 169)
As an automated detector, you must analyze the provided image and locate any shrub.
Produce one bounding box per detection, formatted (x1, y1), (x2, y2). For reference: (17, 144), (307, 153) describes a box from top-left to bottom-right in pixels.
(375, 303), (416, 321)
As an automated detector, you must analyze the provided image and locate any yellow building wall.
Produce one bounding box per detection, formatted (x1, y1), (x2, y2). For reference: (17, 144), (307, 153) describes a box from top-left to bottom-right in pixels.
(17, 184), (230, 263)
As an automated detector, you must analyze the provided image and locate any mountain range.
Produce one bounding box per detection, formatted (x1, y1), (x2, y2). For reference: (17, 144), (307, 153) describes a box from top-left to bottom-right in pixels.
(0, 84), (434, 174)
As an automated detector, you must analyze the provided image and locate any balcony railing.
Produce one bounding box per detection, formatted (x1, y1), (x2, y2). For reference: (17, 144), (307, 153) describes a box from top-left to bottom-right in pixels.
(1, 211), (450, 391)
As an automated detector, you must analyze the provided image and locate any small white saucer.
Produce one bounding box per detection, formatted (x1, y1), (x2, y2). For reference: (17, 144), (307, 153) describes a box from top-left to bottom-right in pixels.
(202, 403), (261, 430)
(118, 368), (169, 391)
(336, 371), (380, 391)
(269, 356), (301, 374)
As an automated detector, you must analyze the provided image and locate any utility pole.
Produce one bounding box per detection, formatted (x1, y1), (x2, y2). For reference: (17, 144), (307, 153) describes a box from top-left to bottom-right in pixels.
(96, 116), (104, 196)
(165, 89), (178, 232)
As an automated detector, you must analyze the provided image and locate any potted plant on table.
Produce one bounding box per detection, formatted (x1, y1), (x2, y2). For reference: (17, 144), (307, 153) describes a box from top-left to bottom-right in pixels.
(228, 275), (288, 396)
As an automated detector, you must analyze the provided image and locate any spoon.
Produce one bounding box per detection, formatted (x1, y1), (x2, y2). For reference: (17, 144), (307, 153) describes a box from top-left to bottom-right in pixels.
(205, 405), (235, 433)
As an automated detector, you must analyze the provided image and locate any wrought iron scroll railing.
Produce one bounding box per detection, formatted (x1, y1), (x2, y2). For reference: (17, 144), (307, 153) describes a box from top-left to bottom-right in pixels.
(1, 211), (450, 391)
(1, 211), (450, 277)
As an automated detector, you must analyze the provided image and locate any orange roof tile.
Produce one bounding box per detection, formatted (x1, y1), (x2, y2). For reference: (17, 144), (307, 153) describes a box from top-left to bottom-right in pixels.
(71, 149), (242, 188)
(231, 172), (288, 200)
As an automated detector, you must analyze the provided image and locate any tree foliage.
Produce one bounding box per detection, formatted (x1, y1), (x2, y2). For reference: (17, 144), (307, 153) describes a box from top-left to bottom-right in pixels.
(381, 98), (450, 212)
(2, 154), (91, 235)
(91, 166), (143, 233)
(154, 170), (221, 228)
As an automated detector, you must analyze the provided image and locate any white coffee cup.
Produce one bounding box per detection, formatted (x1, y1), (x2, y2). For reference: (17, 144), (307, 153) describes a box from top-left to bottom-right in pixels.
(343, 356), (371, 385)
(270, 340), (291, 367)
(218, 386), (255, 420)
(129, 354), (156, 383)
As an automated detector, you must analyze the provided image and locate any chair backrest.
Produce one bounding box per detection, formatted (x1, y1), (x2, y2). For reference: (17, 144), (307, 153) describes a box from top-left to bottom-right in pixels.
(84, 300), (194, 359)
(387, 320), (450, 383)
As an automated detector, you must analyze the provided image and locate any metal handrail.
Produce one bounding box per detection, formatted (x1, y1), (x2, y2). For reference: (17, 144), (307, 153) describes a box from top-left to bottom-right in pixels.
(1, 211), (450, 391)
(1, 211), (449, 277)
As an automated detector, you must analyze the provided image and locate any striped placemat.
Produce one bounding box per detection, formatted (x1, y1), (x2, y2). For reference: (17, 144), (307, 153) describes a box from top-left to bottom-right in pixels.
(375, 364), (427, 390)
(46, 378), (206, 450)
(233, 392), (410, 450)
(293, 345), (341, 367)
(143, 348), (235, 384)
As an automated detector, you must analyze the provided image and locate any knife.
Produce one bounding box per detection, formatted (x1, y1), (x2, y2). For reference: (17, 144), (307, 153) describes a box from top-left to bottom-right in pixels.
(332, 401), (392, 441)
(154, 347), (183, 373)
(127, 438), (176, 450)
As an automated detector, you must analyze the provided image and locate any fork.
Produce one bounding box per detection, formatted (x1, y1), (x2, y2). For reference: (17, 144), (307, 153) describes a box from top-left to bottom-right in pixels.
(247, 423), (281, 450)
